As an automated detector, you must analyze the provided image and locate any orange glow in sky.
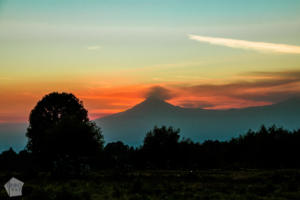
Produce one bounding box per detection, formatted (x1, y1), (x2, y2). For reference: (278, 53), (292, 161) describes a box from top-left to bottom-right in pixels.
(1, 1), (300, 123)
(1, 69), (299, 123)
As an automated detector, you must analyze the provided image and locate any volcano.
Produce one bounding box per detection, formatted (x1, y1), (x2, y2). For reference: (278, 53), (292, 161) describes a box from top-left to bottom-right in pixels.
(96, 97), (300, 146)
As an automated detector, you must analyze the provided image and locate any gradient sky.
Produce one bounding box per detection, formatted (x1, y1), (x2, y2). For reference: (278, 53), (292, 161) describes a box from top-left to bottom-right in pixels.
(1, 0), (300, 122)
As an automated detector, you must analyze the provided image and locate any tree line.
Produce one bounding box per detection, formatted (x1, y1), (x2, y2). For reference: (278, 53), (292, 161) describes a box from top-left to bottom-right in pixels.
(1, 92), (300, 173)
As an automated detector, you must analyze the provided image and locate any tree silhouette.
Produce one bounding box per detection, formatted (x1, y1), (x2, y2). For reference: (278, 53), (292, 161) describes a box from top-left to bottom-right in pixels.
(26, 92), (104, 162)
(142, 126), (180, 168)
(2, 123), (300, 171)
(104, 141), (132, 168)
(0, 147), (18, 170)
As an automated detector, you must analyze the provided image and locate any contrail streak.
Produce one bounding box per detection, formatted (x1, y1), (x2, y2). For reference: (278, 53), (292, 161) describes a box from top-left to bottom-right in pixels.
(189, 34), (300, 54)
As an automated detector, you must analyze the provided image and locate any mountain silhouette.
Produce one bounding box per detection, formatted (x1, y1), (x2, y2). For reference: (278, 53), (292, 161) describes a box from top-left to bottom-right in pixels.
(96, 97), (300, 146)
(2, 97), (300, 152)
(0, 123), (28, 152)
(110, 97), (181, 117)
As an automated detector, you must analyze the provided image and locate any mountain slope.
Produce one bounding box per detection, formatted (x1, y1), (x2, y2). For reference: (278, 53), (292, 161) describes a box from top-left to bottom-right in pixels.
(0, 123), (28, 152)
(96, 97), (300, 146)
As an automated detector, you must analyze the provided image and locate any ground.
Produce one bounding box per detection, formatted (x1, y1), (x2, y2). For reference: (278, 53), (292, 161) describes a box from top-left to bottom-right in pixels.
(1, 169), (300, 200)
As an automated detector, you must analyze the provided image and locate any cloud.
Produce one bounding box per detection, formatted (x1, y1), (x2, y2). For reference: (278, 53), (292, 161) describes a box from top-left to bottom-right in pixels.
(176, 100), (215, 109)
(188, 34), (300, 54)
(145, 86), (175, 100)
(87, 46), (101, 50)
(179, 70), (300, 103)
(139, 70), (300, 109)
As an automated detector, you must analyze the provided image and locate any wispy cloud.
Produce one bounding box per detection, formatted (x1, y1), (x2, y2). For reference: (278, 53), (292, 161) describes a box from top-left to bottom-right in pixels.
(188, 34), (300, 54)
(87, 45), (101, 50)
(174, 69), (300, 104)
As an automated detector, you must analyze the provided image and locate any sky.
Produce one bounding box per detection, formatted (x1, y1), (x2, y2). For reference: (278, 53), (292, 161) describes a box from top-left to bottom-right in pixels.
(1, 0), (300, 123)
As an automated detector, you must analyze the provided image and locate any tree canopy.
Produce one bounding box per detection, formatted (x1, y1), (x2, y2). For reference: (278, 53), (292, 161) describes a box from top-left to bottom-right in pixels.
(142, 126), (180, 168)
(26, 92), (104, 160)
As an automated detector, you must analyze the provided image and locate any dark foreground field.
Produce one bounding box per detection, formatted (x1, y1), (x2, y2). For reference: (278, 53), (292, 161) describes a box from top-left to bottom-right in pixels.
(1, 169), (300, 200)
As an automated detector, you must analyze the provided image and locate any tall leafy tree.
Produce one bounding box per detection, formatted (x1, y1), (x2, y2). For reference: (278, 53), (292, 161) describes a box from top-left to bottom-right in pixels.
(26, 92), (104, 160)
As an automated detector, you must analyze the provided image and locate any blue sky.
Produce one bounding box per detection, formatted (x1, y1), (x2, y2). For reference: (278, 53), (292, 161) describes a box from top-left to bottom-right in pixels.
(1, 0), (300, 151)
(0, 0), (300, 122)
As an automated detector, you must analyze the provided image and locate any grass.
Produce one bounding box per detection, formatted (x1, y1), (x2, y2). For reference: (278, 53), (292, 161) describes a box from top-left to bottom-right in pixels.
(1, 169), (300, 200)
